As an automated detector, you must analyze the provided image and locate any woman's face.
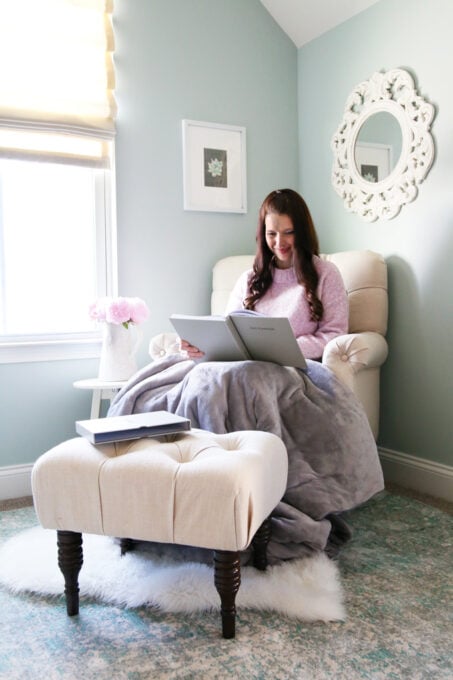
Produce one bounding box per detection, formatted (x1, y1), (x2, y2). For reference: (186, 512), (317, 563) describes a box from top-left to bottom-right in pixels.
(264, 212), (295, 269)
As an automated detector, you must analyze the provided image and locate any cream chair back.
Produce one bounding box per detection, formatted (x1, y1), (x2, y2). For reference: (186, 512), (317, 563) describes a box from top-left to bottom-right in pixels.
(211, 255), (254, 315)
(321, 251), (387, 335)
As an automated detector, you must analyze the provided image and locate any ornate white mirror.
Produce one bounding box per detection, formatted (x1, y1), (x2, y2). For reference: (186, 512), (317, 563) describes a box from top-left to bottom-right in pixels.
(331, 69), (435, 221)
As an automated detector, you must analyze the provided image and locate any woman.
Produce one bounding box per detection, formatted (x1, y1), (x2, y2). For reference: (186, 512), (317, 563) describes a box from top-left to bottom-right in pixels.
(182, 188), (348, 360)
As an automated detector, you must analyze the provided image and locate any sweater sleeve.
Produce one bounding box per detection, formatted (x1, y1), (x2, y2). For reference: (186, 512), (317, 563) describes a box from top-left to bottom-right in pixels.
(296, 262), (349, 360)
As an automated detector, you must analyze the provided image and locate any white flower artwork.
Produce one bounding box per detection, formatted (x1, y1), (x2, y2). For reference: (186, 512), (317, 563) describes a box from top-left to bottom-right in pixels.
(207, 157), (223, 178)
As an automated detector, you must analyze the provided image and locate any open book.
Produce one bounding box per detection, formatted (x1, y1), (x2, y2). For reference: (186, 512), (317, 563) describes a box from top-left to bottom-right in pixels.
(170, 311), (307, 369)
(76, 411), (191, 444)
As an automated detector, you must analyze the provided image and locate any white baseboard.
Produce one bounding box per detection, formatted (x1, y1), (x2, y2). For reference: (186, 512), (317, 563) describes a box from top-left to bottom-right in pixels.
(1, 451), (452, 504)
(379, 447), (453, 503)
(0, 464), (33, 502)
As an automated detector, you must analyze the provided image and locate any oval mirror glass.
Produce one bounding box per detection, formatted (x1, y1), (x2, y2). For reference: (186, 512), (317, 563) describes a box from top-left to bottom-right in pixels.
(354, 112), (402, 183)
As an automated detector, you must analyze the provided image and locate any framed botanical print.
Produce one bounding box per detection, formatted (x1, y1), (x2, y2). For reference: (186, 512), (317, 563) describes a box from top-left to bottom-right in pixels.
(182, 119), (247, 213)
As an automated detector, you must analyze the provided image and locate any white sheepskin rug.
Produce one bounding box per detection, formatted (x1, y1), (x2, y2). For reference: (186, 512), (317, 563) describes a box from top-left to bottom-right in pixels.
(0, 526), (345, 621)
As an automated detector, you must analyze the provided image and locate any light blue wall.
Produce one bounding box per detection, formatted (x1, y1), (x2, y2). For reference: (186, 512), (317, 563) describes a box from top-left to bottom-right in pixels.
(0, 0), (298, 469)
(298, 0), (453, 466)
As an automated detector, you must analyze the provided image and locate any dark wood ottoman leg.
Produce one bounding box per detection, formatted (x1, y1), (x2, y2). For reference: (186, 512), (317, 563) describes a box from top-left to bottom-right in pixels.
(213, 550), (241, 639)
(57, 530), (83, 616)
(252, 517), (271, 571)
(119, 538), (137, 556)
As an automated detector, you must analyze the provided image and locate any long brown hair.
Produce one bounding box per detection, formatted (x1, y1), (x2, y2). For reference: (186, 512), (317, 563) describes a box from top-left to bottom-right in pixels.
(244, 189), (323, 321)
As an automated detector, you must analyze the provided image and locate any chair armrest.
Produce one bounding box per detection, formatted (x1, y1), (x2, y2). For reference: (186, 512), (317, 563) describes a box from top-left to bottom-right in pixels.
(322, 332), (388, 389)
(149, 332), (182, 360)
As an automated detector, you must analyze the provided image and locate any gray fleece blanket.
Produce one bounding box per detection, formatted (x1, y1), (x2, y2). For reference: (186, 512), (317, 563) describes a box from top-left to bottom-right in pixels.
(108, 355), (384, 563)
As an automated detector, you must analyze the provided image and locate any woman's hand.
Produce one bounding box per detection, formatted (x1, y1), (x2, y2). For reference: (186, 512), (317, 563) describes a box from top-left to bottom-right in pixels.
(180, 339), (205, 360)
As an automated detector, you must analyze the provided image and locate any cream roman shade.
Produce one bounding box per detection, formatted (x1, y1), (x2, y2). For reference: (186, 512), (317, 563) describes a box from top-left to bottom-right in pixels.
(0, 0), (116, 166)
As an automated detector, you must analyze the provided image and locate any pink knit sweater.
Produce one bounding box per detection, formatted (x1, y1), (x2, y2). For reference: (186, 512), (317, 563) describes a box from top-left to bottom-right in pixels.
(225, 256), (349, 360)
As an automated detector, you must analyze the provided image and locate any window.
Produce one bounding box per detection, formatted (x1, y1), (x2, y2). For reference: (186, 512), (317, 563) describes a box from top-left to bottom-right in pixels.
(0, 155), (115, 361)
(0, 153), (116, 363)
(0, 0), (116, 363)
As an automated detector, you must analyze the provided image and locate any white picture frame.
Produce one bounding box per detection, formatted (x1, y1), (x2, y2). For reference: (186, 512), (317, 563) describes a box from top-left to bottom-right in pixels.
(182, 119), (247, 213)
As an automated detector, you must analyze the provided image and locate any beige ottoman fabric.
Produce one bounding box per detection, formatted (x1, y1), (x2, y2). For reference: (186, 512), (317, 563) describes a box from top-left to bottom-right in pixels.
(32, 429), (288, 552)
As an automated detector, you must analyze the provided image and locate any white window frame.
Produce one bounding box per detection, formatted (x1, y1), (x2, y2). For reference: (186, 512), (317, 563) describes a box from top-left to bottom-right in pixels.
(0, 154), (117, 364)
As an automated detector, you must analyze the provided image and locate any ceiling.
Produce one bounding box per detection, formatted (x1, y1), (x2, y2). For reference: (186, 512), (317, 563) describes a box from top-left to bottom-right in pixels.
(260, 0), (381, 48)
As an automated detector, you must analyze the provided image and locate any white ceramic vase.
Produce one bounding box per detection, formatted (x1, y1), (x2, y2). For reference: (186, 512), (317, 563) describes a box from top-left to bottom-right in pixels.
(98, 322), (142, 381)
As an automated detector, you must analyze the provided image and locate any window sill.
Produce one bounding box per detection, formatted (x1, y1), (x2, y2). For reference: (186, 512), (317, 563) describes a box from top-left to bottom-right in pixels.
(0, 337), (102, 364)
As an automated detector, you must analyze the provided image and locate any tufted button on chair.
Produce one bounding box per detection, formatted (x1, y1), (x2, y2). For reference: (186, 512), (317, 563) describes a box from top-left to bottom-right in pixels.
(150, 250), (388, 439)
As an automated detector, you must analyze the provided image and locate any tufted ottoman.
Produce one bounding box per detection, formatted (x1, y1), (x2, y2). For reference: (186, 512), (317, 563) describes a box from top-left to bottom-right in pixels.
(32, 428), (288, 638)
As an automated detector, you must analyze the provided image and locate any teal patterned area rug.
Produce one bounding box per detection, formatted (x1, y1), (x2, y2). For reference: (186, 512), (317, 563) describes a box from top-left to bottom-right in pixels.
(0, 491), (452, 680)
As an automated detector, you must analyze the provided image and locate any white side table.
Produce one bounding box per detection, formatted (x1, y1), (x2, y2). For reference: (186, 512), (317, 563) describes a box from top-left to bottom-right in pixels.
(73, 378), (127, 419)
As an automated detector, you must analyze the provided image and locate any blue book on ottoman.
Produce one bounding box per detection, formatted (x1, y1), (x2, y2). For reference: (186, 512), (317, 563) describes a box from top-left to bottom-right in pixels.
(76, 411), (191, 444)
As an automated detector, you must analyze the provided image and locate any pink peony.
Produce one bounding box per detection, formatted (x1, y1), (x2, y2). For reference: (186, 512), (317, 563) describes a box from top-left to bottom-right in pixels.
(129, 297), (149, 324)
(105, 297), (133, 325)
(88, 298), (108, 322)
(89, 296), (149, 328)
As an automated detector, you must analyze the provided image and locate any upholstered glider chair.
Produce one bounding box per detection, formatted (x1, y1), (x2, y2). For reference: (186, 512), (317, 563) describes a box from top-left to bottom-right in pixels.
(150, 250), (388, 439)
